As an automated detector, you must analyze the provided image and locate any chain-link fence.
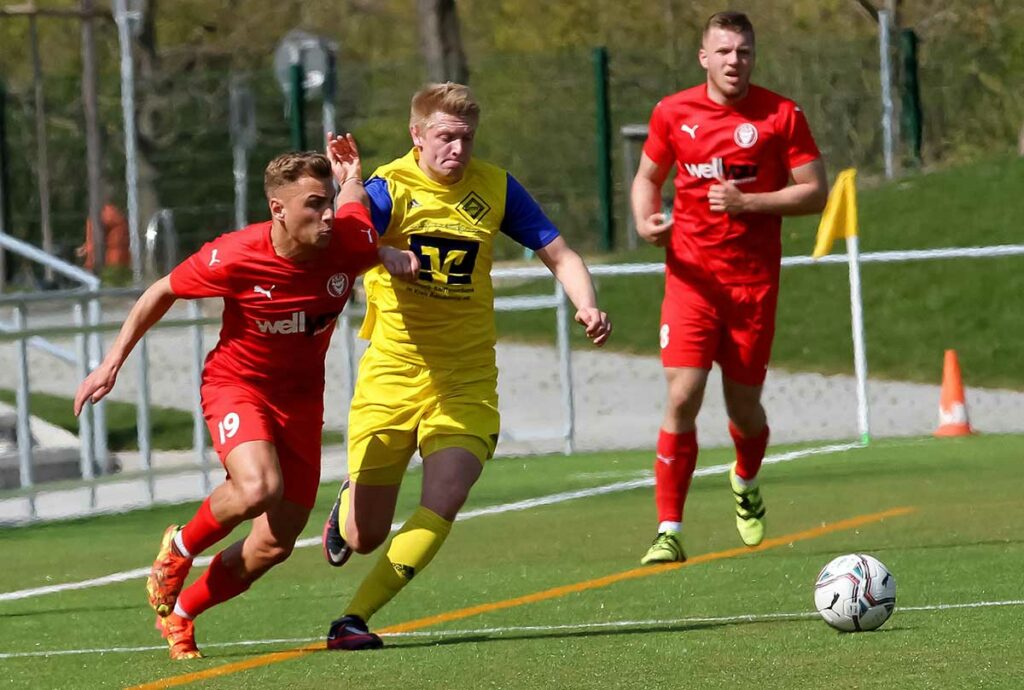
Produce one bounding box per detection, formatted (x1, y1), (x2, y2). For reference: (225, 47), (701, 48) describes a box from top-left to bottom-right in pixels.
(1, 33), (1021, 274)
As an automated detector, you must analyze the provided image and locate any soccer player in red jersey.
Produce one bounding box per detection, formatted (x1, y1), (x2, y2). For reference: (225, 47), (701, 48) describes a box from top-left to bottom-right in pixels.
(630, 12), (828, 564)
(73, 135), (405, 659)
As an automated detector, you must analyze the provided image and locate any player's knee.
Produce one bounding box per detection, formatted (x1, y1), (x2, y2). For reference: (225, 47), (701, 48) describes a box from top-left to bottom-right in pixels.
(235, 474), (284, 514)
(727, 403), (766, 436)
(666, 391), (701, 424)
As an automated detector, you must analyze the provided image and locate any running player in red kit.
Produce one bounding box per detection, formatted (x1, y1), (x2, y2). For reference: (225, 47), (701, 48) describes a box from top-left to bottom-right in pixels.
(630, 12), (828, 564)
(73, 135), (409, 659)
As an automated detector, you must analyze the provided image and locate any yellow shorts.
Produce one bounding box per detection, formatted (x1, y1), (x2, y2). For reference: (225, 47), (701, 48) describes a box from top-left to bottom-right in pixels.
(346, 346), (500, 486)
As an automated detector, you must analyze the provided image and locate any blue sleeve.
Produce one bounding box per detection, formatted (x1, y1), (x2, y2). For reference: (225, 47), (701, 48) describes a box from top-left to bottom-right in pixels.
(501, 173), (560, 250)
(364, 177), (393, 235)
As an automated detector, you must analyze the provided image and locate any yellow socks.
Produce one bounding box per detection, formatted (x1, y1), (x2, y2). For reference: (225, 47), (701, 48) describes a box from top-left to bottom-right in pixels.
(345, 506), (452, 622)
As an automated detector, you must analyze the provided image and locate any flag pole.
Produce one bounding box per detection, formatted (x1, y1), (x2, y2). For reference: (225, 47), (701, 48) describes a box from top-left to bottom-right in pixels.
(846, 233), (870, 445)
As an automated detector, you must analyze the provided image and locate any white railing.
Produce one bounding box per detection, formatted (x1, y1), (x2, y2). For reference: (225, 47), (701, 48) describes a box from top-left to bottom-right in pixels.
(1, 242), (1022, 522)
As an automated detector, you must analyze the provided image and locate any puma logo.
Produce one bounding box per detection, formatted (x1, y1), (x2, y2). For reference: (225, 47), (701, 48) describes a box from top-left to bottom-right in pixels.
(208, 249), (221, 266)
(253, 285), (276, 300)
(680, 124), (699, 139)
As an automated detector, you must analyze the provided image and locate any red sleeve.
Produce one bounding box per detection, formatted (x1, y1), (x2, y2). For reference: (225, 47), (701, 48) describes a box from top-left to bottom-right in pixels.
(333, 202), (380, 274)
(782, 102), (821, 170)
(641, 100), (675, 168)
(168, 235), (233, 299)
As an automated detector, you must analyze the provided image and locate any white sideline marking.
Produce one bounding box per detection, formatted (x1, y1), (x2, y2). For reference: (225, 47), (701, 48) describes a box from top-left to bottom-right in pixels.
(0, 443), (860, 603)
(2, 598), (1021, 659)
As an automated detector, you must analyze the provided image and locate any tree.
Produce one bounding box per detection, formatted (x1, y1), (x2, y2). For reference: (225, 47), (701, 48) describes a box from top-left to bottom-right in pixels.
(416, 0), (468, 84)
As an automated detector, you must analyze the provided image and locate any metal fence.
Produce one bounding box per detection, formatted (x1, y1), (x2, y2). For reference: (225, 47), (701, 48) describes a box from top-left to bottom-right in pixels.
(1, 29), (1021, 277)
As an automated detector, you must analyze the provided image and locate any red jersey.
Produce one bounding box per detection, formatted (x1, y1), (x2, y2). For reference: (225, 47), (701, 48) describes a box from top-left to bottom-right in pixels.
(643, 84), (820, 284)
(169, 202), (378, 396)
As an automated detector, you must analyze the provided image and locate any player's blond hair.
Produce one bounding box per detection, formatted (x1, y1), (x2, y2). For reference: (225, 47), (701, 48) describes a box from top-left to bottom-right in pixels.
(263, 151), (332, 198)
(410, 82), (480, 129)
(703, 11), (755, 44)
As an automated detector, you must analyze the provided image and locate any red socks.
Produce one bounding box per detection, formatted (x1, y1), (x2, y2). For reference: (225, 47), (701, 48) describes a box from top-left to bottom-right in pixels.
(654, 429), (699, 523)
(179, 498), (234, 557)
(176, 552), (252, 619)
(730, 422), (770, 481)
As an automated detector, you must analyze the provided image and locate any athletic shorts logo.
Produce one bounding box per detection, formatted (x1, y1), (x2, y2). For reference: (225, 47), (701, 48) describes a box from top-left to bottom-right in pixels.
(734, 123), (758, 148)
(659, 323), (670, 349)
(327, 273), (349, 297)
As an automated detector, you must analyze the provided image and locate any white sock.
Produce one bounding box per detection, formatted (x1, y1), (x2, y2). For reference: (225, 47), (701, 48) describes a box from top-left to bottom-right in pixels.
(172, 601), (193, 620)
(732, 470), (756, 490)
(173, 529), (192, 559)
(658, 521), (682, 534)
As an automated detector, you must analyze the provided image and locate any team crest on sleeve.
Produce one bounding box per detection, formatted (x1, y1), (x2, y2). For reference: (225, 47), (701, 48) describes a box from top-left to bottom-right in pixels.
(327, 273), (349, 297)
(733, 123), (759, 148)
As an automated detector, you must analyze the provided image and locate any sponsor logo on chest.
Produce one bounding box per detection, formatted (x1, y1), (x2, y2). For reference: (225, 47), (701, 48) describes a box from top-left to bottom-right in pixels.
(682, 157), (759, 185)
(255, 311), (306, 335)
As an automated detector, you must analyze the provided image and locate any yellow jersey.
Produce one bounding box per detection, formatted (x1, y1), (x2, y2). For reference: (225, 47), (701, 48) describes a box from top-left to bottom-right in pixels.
(360, 148), (559, 369)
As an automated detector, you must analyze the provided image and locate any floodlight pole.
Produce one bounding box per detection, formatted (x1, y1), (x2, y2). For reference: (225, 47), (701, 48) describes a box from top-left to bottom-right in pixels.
(113, 0), (143, 284)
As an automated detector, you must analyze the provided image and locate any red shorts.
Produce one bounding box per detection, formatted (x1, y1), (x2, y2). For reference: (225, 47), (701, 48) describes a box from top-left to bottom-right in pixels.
(659, 277), (778, 386)
(201, 382), (324, 509)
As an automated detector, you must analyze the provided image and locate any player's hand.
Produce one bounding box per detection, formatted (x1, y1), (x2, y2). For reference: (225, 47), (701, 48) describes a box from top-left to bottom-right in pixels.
(73, 361), (119, 416)
(575, 307), (612, 347)
(636, 212), (672, 247)
(326, 132), (363, 186)
(709, 176), (746, 214)
(378, 246), (420, 282)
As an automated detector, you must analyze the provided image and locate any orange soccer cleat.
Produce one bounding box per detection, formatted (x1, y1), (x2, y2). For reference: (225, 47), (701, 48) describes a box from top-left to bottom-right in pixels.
(156, 613), (203, 660)
(146, 524), (193, 617)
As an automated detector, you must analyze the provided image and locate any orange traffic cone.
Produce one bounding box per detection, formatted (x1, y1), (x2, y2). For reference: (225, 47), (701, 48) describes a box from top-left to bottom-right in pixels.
(935, 349), (974, 437)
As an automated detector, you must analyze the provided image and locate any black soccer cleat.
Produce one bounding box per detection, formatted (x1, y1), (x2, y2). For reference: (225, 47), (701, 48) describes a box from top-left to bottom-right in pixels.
(322, 479), (353, 567)
(326, 615), (383, 651)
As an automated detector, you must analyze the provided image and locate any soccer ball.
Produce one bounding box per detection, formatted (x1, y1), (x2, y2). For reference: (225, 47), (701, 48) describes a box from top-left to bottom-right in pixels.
(814, 553), (896, 632)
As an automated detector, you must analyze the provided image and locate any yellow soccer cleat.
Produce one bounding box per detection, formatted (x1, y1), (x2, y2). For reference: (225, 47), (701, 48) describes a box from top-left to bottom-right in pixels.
(640, 531), (686, 565)
(730, 467), (766, 547)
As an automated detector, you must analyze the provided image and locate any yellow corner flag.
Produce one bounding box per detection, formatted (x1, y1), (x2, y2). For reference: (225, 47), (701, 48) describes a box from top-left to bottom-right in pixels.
(812, 168), (859, 258)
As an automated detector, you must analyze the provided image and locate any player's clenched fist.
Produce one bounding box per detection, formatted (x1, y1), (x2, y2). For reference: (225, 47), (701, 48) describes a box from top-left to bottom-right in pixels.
(378, 246), (420, 282)
(636, 212), (673, 247)
(708, 177), (746, 215)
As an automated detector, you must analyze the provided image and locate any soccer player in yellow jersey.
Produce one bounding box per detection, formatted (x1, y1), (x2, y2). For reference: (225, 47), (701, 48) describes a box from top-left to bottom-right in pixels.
(321, 82), (612, 650)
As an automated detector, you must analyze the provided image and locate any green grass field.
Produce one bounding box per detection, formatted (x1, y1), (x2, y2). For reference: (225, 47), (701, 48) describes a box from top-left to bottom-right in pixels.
(497, 154), (1024, 389)
(2, 434), (1022, 688)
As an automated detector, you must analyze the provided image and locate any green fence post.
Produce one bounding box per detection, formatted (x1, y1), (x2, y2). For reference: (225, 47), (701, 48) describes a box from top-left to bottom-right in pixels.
(0, 80), (9, 287)
(289, 60), (307, 151)
(900, 29), (923, 166)
(593, 46), (614, 252)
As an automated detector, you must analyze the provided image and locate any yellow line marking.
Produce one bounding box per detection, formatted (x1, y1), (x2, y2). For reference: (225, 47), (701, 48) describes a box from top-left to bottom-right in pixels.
(127, 506), (914, 689)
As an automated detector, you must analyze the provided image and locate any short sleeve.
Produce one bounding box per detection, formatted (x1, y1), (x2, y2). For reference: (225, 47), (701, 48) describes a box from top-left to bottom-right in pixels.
(641, 100), (674, 168)
(168, 236), (234, 299)
(501, 174), (560, 251)
(334, 202), (380, 274)
(782, 102), (821, 170)
(364, 177), (393, 235)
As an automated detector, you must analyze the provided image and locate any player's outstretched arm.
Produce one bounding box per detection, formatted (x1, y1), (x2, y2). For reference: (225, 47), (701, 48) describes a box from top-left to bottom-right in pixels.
(535, 236), (612, 346)
(326, 131), (369, 209)
(73, 276), (178, 416)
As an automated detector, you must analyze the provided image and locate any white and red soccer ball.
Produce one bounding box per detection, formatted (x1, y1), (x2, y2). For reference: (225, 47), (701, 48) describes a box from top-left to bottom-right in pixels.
(814, 553), (896, 632)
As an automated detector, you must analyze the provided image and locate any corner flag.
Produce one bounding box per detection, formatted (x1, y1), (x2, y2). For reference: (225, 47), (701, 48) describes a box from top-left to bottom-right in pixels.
(812, 168), (859, 258)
